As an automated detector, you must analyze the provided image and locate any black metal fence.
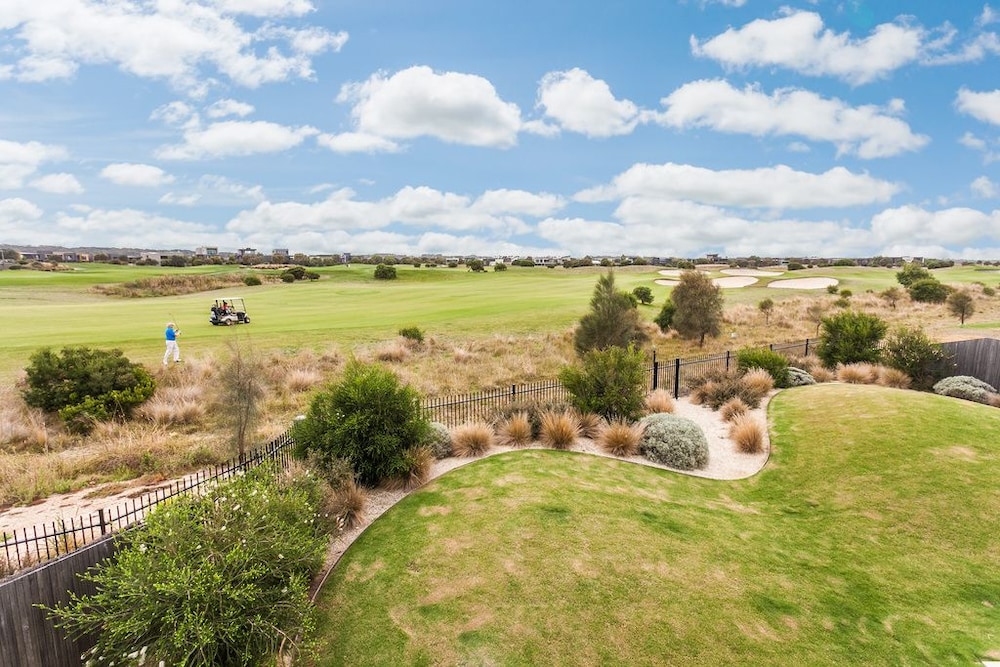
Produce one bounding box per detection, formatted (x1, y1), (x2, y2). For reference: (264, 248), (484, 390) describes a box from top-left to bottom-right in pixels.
(2, 432), (294, 576)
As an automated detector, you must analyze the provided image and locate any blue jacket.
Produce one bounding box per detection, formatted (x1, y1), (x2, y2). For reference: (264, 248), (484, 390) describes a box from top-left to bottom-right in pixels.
(165, 327), (177, 341)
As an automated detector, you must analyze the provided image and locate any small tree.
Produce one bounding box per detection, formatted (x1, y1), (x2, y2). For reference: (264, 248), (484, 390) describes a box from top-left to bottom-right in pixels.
(882, 326), (949, 390)
(758, 298), (774, 325)
(805, 302), (826, 336)
(816, 311), (888, 368)
(467, 258), (485, 272)
(493, 262), (508, 272)
(373, 264), (397, 280)
(947, 290), (975, 324)
(559, 345), (647, 422)
(219, 339), (266, 458)
(573, 272), (648, 356)
(908, 277), (950, 303)
(896, 262), (931, 287)
(632, 285), (654, 305)
(654, 299), (676, 332)
(671, 271), (723, 347)
(880, 286), (903, 309)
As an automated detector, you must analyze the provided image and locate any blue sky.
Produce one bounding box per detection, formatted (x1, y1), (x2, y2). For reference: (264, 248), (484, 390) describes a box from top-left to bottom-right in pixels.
(1, 1), (999, 259)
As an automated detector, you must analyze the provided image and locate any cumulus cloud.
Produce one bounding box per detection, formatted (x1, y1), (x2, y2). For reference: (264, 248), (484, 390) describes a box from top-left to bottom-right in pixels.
(0, 139), (69, 189)
(871, 205), (1000, 246)
(473, 189), (565, 216)
(205, 99), (255, 118)
(536, 68), (644, 137)
(155, 120), (319, 159)
(657, 79), (929, 158)
(0, 197), (43, 223)
(971, 176), (998, 198)
(0, 1), (348, 93)
(316, 132), (400, 154)
(956, 88), (1000, 125)
(29, 172), (84, 194)
(337, 66), (522, 148)
(159, 192), (201, 206)
(99, 163), (174, 187)
(53, 207), (235, 248)
(575, 163), (900, 209)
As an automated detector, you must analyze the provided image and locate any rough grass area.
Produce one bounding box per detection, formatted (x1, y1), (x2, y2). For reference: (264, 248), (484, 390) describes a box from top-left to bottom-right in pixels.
(309, 384), (1000, 665)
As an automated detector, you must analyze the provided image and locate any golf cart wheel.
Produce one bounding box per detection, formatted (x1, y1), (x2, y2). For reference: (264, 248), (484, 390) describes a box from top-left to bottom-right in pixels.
(243, 316), (250, 324)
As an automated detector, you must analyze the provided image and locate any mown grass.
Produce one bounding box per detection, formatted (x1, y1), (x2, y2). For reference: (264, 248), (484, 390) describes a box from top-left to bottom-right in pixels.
(308, 384), (1000, 665)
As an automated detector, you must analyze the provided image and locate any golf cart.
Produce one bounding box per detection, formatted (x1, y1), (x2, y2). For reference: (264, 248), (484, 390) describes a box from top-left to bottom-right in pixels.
(209, 297), (250, 325)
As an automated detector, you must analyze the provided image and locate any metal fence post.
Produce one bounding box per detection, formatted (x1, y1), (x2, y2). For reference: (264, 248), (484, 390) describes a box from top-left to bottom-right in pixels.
(725, 350), (730, 372)
(805, 338), (810, 356)
(98, 508), (107, 536)
(652, 360), (659, 390)
(673, 358), (681, 399)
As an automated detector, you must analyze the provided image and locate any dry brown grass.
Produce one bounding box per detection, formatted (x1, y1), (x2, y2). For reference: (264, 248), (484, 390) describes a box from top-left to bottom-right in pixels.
(837, 363), (879, 384)
(810, 366), (836, 382)
(496, 412), (533, 447)
(740, 368), (775, 397)
(451, 422), (495, 457)
(720, 397), (749, 422)
(728, 414), (766, 454)
(539, 410), (580, 449)
(139, 385), (206, 425)
(876, 366), (912, 389)
(644, 389), (675, 415)
(324, 477), (366, 530)
(384, 445), (433, 491)
(575, 411), (604, 439)
(597, 420), (644, 457)
(285, 368), (324, 392)
(373, 340), (410, 363)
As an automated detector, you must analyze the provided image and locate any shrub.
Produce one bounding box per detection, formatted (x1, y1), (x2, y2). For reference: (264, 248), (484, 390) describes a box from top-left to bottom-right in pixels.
(786, 367), (817, 387)
(787, 261), (804, 270)
(291, 361), (429, 486)
(881, 326), (949, 390)
(575, 411), (604, 439)
(398, 326), (425, 344)
(489, 400), (571, 440)
(538, 410), (580, 449)
(826, 284), (839, 294)
(671, 270), (724, 346)
(323, 477), (366, 530)
(816, 311), (888, 368)
(639, 413), (709, 470)
(496, 412), (533, 447)
(740, 368), (775, 396)
(280, 272), (295, 283)
(304, 270), (320, 280)
(836, 362), (879, 384)
(876, 366), (912, 389)
(451, 421), (494, 457)
(423, 422), (452, 459)
(908, 277), (950, 303)
(560, 345), (646, 422)
(384, 445), (433, 491)
(933, 376), (997, 405)
(654, 299), (676, 332)
(493, 262), (508, 272)
(597, 420), (644, 457)
(736, 347), (790, 387)
(896, 262), (931, 287)
(22, 346), (156, 434)
(720, 397), (749, 421)
(644, 389), (675, 415)
(243, 274), (262, 286)
(686, 370), (766, 410)
(574, 272), (647, 355)
(373, 264), (397, 280)
(728, 414), (765, 454)
(46, 466), (329, 665)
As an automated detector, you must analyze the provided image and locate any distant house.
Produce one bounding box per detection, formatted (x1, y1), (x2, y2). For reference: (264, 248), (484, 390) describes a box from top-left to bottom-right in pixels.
(195, 246), (219, 257)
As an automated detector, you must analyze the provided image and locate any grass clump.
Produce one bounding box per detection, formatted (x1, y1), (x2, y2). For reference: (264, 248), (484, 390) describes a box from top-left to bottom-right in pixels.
(538, 410), (581, 449)
(719, 397), (749, 422)
(451, 422), (494, 457)
(638, 413), (708, 470)
(644, 389), (675, 415)
(496, 412), (533, 447)
(596, 419), (643, 457)
(728, 414), (766, 454)
(875, 366), (912, 389)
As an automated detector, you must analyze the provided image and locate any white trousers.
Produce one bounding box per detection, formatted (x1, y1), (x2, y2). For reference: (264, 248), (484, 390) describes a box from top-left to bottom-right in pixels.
(163, 340), (180, 364)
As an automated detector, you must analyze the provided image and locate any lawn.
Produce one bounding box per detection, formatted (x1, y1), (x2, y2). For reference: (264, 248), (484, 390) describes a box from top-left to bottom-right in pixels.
(308, 384), (1000, 665)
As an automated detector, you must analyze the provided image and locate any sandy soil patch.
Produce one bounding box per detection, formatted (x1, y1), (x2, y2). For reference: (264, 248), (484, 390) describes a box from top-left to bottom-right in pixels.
(721, 269), (784, 277)
(769, 277), (839, 289)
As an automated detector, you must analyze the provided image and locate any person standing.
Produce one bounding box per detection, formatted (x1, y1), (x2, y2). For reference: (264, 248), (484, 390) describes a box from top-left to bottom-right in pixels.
(163, 322), (181, 365)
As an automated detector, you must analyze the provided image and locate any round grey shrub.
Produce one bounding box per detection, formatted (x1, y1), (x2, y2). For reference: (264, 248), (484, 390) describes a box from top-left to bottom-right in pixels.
(786, 367), (816, 387)
(423, 421), (452, 459)
(638, 413), (709, 470)
(932, 375), (997, 405)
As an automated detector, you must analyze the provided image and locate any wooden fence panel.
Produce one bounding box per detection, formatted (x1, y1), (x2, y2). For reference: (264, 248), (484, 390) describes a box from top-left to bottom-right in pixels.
(941, 338), (1000, 389)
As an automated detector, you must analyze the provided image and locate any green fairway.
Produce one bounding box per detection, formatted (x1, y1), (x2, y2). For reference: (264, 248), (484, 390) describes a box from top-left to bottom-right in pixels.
(309, 384), (1000, 665)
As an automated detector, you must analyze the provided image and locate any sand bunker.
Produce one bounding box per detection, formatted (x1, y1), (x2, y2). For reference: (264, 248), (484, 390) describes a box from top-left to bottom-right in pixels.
(657, 269), (711, 277)
(721, 268), (784, 277)
(769, 277), (839, 289)
(655, 277), (757, 288)
(654, 279), (680, 286)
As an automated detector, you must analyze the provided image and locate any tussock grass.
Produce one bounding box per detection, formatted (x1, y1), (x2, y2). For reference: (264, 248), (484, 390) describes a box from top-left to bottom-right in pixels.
(596, 419), (643, 457)
(575, 411), (604, 439)
(451, 422), (494, 457)
(720, 397), (749, 422)
(837, 362), (879, 384)
(644, 389), (675, 415)
(139, 385), (206, 425)
(538, 410), (580, 449)
(91, 272), (259, 297)
(876, 366), (912, 389)
(384, 445), (433, 491)
(740, 367), (774, 396)
(324, 478), (366, 531)
(496, 412), (533, 447)
(373, 340), (410, 363)
(285, 368), (324, 392)
(728, 414), (766, 454)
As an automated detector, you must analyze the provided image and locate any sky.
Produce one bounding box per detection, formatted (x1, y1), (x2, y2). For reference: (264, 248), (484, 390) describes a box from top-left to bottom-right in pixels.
(1, 1), (999, 260)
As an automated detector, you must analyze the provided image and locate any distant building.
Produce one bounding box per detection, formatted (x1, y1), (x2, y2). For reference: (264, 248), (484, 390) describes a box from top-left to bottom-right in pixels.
(195, 246), (219, 257)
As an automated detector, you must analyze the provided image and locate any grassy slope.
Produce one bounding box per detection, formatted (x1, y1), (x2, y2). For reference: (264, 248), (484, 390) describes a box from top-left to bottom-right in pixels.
(309, 385), (1000, 665)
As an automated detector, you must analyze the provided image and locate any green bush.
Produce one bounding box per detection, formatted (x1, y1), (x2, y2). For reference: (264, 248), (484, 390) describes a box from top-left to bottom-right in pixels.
(816, 311), (888, 368)
(374, 264), (397, 280)
(908, 278), (950, 303)
(280, 272), (296, 283)
(559, 345), (647, 422)
(932, 376), (996, 405)
(826, 284), (839, 294)
(882, 326), (949, 390)
(632, 285), (654, 305)
(896, 262), (931, 287)
(22, 346), (155, 433)
(398, 326), (425, 344)
(46, 466), (330, 665)
(292, 361), (429, 486)
(574, 272), (647, 355)
(654, 299), (675, 332)
(787, 262), (805, 271)
(243, 274), (262, 286)
(786, 367), (817, 386)
(305, 270), (320, 280)
(736, 347), (790, 387)
(638, 413), (709, 470)
(422, 422), (452, 459)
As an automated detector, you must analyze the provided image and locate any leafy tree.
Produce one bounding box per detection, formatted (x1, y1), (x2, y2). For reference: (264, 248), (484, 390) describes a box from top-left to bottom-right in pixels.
(908, 277), (950, 303)
(373, 264), (397, 280)
(671, 270), (723, 347)
(493, 262), (508, 272)
(880, 286), (903, 309)
(947, 290), (975, 324)
(467, 258), (485, 272)
(816, 311), (888, 368)
(882, 326), (949, 390)
(758, 297), (774, 325)
(896, 262), (931, 287)
(559, 345), (647, 422)
(292, 361), (429, 486)
(632, 285), (654, 305)
(654, 299), (676, 332)
(787, 261), (805, 271)
(573, 272), (648, 356)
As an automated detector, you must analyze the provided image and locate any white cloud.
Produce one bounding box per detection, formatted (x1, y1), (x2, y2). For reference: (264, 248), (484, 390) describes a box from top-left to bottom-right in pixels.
(199, 175), (265, 202)
(972, 176), (998, 198)
(924, 32), (1000, 65)
(956, 88), (1000, 125)
(205, 99), (255, 118)
(159, 192), (202, 206)
(871, 205), (1000, 246)
(29, 172), (84, 194)
(960, 131), (988, 150)
(99, 163), (175, 187)
(536, 68), (643, 138)
(316, 132), (401, 154)
(155, 120), (319, 159)
(0, 197), (43, 222)
(690, 10), (925, 84)
(575, 163), (900, 209)
(53, 207), (235, 248)
(787, 141), (811, 153)
(473, 189), (565, 216)
(657, 79), (929, 158)
(980, 5), (1000, 27)
(0, 2), (348, 93)
(0, 139), (68, 189)
(338, 66), (522, 148)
